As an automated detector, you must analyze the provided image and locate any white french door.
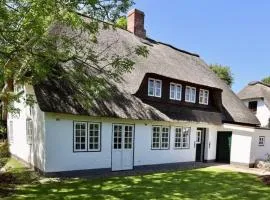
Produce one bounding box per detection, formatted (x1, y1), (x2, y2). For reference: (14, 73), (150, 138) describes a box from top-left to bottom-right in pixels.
(112, 124), (134, 171)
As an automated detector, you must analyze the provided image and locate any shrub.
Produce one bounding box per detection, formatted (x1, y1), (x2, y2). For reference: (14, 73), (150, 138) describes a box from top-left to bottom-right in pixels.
(260, 175), (270, 185)
(0, 142), (10, 158)
(0, 142), (10, 169)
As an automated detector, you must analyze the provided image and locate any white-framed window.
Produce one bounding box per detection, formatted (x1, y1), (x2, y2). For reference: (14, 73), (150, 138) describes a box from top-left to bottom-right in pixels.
(88, 123), (101, 151)
(152, 126), (160, 149)
(152, 126), (170, 150)
(113, 125), (122, 149)
(113, 124), (134, 150)
(174, 127), (182, 148)
(182, 127), (191, 148)
(161, 127), (170, 149)
(9, 121), (14, 144)
(170, 83), (182, 100)
(259, 136), (265, 146)
(74, 122), (101, 152)
(199, 89), (209, 105)
(124, 125), (133, 149)
(196, 130), (202, 144)
(185, 86), (196, 103)
(26, 119), (33, 145)
(74, 122), (87, 152)
(148, 78), (162, 97)
(174, 127), (190, 149)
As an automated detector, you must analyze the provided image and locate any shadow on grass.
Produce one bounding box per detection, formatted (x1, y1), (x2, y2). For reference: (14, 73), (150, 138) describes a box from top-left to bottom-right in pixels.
(3, 168), (270, 200)
(0, 164), (39, 198)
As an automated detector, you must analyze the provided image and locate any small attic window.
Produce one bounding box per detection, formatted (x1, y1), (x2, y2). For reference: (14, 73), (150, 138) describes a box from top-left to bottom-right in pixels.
(185, 86), (196, 103)
(148, 78), (162, 97)
(248, 101), (258, 113)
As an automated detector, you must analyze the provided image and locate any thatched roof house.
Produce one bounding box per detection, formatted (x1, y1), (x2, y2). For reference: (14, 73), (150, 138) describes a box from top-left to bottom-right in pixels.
(238, 81), (270, 109)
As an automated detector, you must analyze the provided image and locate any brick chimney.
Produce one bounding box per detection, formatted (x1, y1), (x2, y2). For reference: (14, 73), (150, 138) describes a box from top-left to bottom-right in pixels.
(127, 9), (146, 38)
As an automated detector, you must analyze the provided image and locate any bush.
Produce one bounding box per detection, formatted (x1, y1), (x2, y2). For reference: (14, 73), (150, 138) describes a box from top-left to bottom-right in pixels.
(0, 142), (10, 158)
(0, 142), (10, 169)
(260, 175), (270, 185)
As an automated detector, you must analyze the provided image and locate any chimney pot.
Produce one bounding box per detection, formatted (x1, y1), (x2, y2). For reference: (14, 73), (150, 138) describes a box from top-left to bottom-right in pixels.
(127, 9), (146, 38)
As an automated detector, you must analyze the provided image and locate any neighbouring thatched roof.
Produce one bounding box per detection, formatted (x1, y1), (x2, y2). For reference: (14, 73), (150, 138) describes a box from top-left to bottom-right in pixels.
(238, 81), (270, 109)
(34, 24), (259, 126)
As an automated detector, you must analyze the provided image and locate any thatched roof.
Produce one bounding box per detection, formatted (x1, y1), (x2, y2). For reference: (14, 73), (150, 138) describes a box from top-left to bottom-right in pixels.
(238, 81), (270, 109)
(34, 25), (259, 126)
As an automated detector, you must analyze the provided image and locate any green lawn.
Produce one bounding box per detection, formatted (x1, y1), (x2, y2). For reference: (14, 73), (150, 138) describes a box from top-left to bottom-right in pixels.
(2, 159), (270, 200)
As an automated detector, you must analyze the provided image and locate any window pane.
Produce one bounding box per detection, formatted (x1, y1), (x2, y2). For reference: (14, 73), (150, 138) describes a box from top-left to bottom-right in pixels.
(175, 128), (182, 148)
(191, 88), (196, 102)
(204, 90), (209, 104)
(81, 137), (85, 142)
(81, 124), (86, 129)
(155, 80), (161, 97)
(89, 123), (100, 150)
(81, 144), (85, 149)
(148, 79), (154, 96)
(81, 130), (86, 136)
(152, 127), (160, 149)
(185, 87), (190, 101)
(170, 84), (175, 99)
(26, 119), (33, 145)
(74, 122), (87, 151)
(182, 127), (190, 148)
(124, 126), (133, 149)
(176, 85), (182, 100)
(161, 127), (169, 149)
(113, 125), (122, 149)
(199, 90), (204, 104)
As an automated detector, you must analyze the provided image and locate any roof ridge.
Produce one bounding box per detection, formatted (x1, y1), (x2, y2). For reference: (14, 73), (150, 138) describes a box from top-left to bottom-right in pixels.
(77, 12), (200, 58)
(248, 81), (270, 88)
(154, 41), (200, 57)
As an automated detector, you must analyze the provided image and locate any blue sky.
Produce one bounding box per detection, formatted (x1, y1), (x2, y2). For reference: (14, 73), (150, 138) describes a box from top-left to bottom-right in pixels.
(133, 0), (270, 92)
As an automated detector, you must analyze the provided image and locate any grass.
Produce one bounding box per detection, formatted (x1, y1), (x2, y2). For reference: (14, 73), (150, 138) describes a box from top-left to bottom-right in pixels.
(1, 159), (270, 200)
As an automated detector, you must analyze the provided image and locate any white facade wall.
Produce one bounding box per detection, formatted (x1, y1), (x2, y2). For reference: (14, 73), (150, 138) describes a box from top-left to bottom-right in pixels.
(221, 124), (270, 165)
(243, 99), (270, 127)
(230, 132), (252, 165)
(250, 129), (270, 163)
(9, 98), (270, 172)
(220, 124), (254, 165)
(134, 125), (197, 166)
(44, 113), (219, 173)
(8, 85), (46, 171)
(44, 116), (112, 172)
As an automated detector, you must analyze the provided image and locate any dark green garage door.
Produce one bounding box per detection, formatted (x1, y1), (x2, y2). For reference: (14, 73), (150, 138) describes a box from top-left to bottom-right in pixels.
(216, 132), (232, 163)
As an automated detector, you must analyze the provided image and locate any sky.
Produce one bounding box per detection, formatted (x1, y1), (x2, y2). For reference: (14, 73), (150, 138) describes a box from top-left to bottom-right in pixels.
(133, 0), (270, 92)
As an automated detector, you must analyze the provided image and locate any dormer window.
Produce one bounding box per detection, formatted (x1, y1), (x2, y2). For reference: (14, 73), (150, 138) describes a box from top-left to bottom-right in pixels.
(199, 89), (209, 105)
(170, 83), (182, 101)
(185, 86), (196, 103)
(248, 101), (257, 113)
(148, 78), (162, 97)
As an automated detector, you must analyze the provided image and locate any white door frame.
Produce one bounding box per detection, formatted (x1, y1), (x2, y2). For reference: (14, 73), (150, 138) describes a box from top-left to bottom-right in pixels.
(111, 124), (135, 171)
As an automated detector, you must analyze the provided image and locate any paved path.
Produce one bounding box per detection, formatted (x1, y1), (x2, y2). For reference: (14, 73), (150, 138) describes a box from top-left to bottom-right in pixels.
(212, 164), (270, 176)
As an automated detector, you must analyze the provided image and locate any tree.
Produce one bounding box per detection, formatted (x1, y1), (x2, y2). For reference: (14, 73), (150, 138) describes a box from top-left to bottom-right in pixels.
(262, 76), (270, 85)
(116, 16), (127, 29)
(0, 0), (148, 116)
(209, 64), (234, 87)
